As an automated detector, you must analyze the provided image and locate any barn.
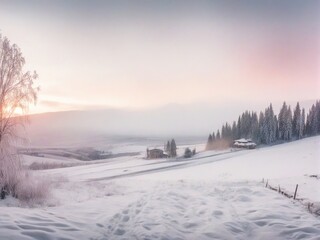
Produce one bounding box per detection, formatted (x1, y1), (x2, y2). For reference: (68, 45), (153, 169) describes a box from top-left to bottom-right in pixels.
(146, 149), (167, 159)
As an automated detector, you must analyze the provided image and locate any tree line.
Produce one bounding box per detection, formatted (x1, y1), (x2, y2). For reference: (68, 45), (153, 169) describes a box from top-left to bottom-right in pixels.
(206, 100), (320, 150)
(165, 139), (177, 157)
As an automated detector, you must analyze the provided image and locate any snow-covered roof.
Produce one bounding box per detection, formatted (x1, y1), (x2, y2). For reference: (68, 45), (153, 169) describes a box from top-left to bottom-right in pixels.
(234, 138), (248, 143)
(234, 138), (255, 144)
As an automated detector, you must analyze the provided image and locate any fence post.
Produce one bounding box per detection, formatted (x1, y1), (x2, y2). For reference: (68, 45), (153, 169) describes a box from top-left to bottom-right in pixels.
(265, 179), (268, 188)
(293, 184), (299, 200)
(278, 185), (280, 193)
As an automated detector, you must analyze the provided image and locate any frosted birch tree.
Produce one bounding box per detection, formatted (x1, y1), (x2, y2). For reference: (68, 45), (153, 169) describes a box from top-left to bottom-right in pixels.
(0, 34), (39, 197)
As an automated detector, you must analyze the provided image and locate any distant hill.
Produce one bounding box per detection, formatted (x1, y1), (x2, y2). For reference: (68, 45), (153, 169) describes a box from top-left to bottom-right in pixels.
(22, 100), (316, 147)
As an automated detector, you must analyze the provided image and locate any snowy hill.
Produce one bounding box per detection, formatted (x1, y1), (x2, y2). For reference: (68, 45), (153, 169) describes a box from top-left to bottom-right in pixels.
(0, 136), (319, 239)
(23, 100), (316, 147)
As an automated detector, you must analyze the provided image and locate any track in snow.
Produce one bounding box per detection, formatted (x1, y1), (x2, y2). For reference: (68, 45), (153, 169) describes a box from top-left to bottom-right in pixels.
(88, 150), (251, 182)
(102, 181), (320, 240)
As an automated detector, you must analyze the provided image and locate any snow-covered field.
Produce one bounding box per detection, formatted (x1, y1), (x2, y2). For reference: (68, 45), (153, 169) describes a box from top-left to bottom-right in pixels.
(0, 136), (319, 239)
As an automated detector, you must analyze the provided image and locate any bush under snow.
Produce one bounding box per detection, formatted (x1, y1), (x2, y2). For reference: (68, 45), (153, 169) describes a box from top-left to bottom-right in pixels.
(1, 145), (51, 206)
(14, 172), (51, 206)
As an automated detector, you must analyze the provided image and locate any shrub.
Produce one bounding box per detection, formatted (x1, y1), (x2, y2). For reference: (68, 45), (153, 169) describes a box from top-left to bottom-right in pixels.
(184, 148), (192, 158)
(0, 146), (22, 197)
(14, 172), (51, 206)
(28, 161), (71, 170)
(0, 146), (51, 205)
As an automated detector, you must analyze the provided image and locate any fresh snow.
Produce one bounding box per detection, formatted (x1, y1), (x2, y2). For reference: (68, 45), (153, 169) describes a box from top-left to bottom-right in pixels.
(0, 136), (319, 239)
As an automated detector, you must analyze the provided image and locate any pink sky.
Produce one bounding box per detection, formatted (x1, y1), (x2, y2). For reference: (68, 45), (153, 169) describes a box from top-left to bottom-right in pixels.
(0, 1), (319, 113)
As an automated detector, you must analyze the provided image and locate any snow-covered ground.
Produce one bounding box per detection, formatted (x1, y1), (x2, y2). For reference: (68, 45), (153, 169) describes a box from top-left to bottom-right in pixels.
(0, 136), (319, 239)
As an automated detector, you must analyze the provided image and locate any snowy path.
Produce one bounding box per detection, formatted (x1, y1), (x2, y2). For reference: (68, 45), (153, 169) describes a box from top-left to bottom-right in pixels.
(46, 149), (249, 182)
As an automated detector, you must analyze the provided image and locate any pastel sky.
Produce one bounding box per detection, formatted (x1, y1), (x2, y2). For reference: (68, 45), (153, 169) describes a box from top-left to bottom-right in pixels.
(0, 0), (319, 113)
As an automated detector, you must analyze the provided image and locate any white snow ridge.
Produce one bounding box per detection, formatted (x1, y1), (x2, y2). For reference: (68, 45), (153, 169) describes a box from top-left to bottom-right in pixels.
(0, 136), (320, 240)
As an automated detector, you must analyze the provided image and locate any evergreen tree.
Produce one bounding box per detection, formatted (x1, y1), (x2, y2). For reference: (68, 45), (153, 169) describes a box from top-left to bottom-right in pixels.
(305, 102), (320, 136)
(292, 102), (301, 139)
(216, 130), (221, 140)
(305, 111), (311, 136)
(259, 111), (266, 143)
(299, 108), (305, 139)
(170, 139), (177, 157)
(310, 104), (318, 135)
(146, 148), (150, 158)
(310, 101), (320, 135)
(240, 111), (251, 138)
(237, 116), (241, 139)
(221, 122), (232, 143)
(270, 104), (277, 143)
(206, 134), (213, 150)
(212, 132), (216, 141)
(221, 125), (226, 140)
(166, 141), (171, 153)
(278, 102), (288, 140)
(251, 112), (260, 143)
(317, 101), (320, 134)
(284, 106), (293, 141)
(274, 115), (279, 140)
(263, 104), (277, 144)
(232, 121), (237, 140)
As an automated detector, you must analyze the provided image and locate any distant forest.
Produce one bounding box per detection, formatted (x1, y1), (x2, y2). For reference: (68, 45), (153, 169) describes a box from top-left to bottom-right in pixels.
(206, 100), (320, 150)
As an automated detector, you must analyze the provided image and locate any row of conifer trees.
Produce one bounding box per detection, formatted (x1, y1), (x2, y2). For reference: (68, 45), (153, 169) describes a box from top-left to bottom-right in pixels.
(206, 100), (320, 150)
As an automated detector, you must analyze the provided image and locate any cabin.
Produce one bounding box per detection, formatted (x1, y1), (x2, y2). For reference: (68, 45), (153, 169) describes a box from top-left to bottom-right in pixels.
(146, 148), (167, 159)
(233, 138), (257, 149)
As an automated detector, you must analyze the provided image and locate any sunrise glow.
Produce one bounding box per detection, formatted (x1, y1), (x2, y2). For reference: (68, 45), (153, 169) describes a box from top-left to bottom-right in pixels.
(0, 1), (318, 114)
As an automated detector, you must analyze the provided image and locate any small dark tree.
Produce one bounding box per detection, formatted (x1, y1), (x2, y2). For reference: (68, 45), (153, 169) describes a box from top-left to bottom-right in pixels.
(259, 111), (266, 143)
(300, 108), (305, 138)
(166, 141), (170, 153)
(184, 148), (192, 158)
(216, 130), (221, 140)
(146, 148), (150, 159)
(251, 112), (260, 143)
(236, 116), (241, 139)
(284, 106), (293, 141)
(206, 134), (213, 150)
(307, 102), (320, 135)
(292, 102), (301, 139)
(232, 121), (237, 140)
(170, 139), (177, 157)
(212, 132), (216, 141)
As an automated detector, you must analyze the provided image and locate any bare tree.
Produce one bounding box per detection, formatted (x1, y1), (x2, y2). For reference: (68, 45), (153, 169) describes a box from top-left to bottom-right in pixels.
(0, 34), (39, 197)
